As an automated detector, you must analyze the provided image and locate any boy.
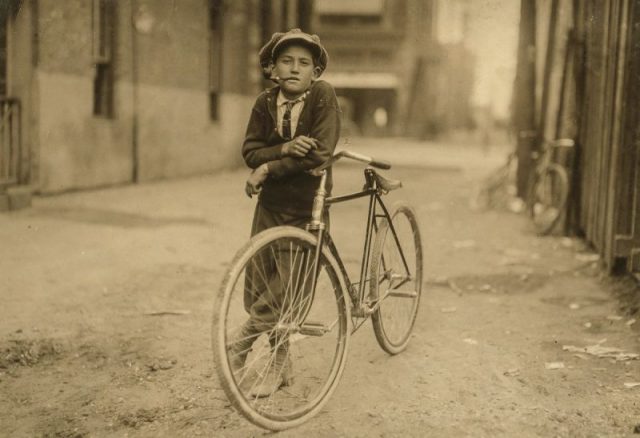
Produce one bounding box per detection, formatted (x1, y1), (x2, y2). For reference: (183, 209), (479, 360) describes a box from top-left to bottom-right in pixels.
(232, 29), (341, 397)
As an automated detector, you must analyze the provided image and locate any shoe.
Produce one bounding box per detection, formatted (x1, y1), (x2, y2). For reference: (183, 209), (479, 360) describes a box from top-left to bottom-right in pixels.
(228, 322), (259, 375)
(249, 343), (292, 398)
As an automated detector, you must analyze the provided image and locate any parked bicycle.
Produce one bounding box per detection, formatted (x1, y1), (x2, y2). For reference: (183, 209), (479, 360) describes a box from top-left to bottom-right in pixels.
(212, 150), (423, 430)
(527, 138), (573, 235)
(472, 151), (517, 212)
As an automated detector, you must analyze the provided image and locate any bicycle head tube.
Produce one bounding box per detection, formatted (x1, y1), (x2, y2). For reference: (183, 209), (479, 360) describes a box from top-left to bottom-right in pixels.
(308, 170), (328, 231)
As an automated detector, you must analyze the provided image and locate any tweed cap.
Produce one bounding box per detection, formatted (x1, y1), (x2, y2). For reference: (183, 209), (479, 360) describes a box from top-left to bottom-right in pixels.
(258, 29), (329, 80)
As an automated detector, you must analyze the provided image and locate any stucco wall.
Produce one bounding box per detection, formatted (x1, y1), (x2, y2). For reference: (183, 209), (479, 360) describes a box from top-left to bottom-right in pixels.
(132, 0), (249, 181)
(30, 0), (252, 193)
(34, 0), (132, 192)
(136, 84), (249, 181)
(36, 71), (133, 192)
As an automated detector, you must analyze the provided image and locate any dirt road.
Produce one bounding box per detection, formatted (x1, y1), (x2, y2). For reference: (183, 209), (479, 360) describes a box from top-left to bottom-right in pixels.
(1, 138), (639, 437)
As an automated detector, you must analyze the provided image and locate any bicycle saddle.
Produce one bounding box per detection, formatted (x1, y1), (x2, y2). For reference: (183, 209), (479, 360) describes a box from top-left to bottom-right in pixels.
(373, 171), (402, 193)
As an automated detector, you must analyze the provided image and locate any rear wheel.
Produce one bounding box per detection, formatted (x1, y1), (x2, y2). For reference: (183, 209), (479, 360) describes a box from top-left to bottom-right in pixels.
(370, 202), (423, 354)
(528, 163), (569, 235)
(212, 226), (350, 431)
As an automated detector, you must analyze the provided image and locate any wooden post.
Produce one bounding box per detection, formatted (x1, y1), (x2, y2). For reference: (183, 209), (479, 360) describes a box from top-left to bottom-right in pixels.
(615, 0), (640, 274)
(513, 0), (537, 198)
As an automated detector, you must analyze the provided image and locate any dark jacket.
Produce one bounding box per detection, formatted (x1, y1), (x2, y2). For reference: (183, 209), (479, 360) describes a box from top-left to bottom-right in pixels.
(242, 80), (341, 216)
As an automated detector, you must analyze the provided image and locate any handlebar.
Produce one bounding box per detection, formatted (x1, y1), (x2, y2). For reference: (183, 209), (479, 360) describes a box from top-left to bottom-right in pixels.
(312, 150), (391, 174)
(532, 138), (575, 160)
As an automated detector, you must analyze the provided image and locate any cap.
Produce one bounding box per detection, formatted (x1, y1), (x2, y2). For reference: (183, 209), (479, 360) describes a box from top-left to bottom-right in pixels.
(258, 29), (329, 81)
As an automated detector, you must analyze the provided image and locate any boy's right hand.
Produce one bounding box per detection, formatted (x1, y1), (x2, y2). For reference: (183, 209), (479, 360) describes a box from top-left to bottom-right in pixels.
(282, 136), (317, 158)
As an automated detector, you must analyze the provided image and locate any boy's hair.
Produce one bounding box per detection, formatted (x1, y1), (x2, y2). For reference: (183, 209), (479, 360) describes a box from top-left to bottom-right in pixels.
(259, 29), (329, 81)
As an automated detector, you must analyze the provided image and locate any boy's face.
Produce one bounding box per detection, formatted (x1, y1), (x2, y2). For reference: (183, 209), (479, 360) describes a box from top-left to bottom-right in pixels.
(272, 44), (319, 99)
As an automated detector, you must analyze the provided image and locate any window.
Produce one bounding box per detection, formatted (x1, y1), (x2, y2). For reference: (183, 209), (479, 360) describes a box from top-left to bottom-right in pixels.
(209, 0), (223, 121)
(315, 0), (384, 15)
(92, 0), (115, 118)
(316, 0), (384, 26)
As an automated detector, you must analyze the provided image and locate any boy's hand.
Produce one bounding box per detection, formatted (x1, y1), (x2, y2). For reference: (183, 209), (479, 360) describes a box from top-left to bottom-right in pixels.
(245, 163), (269, 198)
(282, 136), (317, 157)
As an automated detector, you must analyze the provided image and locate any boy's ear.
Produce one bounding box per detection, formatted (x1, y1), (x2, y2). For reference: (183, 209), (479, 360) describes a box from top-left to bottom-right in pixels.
(312, 66), (321, 79)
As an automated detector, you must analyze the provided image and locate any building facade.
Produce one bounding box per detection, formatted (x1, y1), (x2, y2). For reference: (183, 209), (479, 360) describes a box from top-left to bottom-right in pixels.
(311, 0), (474, 138)
(0, 0), (309, 199)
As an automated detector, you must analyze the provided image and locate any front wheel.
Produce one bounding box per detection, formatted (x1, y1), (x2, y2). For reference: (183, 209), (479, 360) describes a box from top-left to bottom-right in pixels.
(212, 226), (350, 431)
(528, 163), (569, 235)
(370, 202), (423, 354)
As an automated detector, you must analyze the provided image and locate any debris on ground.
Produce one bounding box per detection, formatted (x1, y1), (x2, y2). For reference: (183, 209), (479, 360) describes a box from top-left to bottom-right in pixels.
(573, 353), (590, 360)
(453, 240), (476, 249)
(118, 408), (163, 428)
(147, 358), (178, 372)
(0, 339), (63, 368)
(623, 382), (640, 389)
(462, 338), (478, 345)
(447, 280), (463, 294)
(569, 303), (581, 310)
(503, 368), (520, 377)
(545, 362), (565, 370)
(562, 344), (640, 361)
(143, 310), (191, 316)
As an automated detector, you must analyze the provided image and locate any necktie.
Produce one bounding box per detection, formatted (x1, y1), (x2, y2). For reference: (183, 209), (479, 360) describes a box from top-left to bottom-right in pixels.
(282, 101), (294, 140)
(281, 92), (308, 140)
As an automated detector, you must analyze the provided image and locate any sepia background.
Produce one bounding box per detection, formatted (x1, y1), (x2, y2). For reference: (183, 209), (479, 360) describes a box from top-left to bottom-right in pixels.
(1, 0), (640, 436)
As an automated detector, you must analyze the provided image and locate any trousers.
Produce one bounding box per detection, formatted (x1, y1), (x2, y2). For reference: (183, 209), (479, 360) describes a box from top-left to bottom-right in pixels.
(243, 202), (329, 331)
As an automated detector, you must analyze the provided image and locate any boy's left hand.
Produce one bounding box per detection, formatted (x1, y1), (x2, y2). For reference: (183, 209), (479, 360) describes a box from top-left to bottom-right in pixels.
(245, 163), (269, 198)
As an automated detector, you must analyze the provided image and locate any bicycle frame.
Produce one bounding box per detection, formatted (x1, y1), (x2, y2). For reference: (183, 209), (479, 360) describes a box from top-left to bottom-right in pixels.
(532, 138), (574, 172)
(306, 167), (411, 330)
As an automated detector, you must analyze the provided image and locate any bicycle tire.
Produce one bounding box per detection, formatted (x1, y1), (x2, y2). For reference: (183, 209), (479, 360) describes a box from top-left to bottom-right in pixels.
(370, 202), (423, 354)
(528, 163), (569, 235)
(212, 226), (350, 431)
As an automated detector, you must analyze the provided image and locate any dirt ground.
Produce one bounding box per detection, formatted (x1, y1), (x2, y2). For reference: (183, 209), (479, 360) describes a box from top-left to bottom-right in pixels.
(1, 138), (639, 437)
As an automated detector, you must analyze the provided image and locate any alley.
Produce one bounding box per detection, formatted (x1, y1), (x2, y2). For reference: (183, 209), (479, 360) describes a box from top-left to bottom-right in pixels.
(1, 138), (639, 437)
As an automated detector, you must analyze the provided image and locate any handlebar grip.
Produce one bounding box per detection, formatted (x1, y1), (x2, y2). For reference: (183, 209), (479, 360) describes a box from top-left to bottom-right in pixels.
(369, 159), (391, 170)
(340, 150), (392, 169)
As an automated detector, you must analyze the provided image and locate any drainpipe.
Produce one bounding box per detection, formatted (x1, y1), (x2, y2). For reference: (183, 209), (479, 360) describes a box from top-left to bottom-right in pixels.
(130, 0), (139, 182)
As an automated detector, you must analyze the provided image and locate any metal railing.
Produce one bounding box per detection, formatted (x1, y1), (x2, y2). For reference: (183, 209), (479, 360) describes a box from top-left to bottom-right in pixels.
(0, 97), (20, 188)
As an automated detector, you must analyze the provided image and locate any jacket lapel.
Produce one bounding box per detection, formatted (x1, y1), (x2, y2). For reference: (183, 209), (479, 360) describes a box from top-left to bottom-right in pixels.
(266, 87), (279, 126)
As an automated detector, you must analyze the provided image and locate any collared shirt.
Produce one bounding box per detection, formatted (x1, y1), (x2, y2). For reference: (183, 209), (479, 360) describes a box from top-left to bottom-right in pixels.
(276, 90), (307, 139)
(242, 80), (341, 216)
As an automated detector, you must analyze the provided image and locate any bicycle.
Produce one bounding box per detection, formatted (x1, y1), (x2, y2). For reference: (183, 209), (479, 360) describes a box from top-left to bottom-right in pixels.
(526, 138), (573, 235)
(212, 150), (423, 431)
(471, 151), (517, 212)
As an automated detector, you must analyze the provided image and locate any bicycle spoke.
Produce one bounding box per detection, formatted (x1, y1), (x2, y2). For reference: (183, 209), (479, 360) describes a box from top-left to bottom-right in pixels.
(215, 229), (349, 428)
